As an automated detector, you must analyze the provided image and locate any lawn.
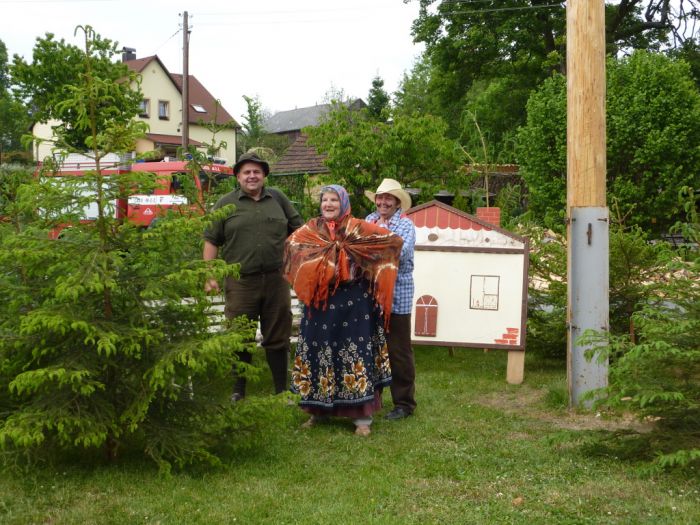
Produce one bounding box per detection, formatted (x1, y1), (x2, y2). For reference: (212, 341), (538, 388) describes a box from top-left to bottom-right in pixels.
(1, 347), (698, 524)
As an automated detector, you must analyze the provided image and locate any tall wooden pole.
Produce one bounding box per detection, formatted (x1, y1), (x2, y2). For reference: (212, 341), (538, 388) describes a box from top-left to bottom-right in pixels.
(181, 11), (190, 156)
(566, 0), (609, 407)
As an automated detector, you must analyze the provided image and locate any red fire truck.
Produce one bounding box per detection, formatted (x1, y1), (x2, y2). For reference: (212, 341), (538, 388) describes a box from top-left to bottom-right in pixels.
(39, 159), (234, 236)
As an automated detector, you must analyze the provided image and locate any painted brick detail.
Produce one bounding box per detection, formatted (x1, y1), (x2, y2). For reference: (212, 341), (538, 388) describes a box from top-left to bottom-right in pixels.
(494, 326), (520, 346)
(476, 207), (501, 227)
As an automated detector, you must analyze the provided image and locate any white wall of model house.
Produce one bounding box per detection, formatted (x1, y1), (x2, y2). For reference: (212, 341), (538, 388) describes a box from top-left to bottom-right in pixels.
(405, 201), (528, 384)
(412, 249), (526, 347)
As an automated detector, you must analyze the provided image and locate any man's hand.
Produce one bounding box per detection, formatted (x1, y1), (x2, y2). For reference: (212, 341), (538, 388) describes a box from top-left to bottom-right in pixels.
(204, 278), (220, 293)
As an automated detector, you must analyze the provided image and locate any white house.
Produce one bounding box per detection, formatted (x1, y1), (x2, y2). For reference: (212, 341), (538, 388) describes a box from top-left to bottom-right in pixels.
(405, 201), (529, 383)
(33, 52), (238, 165)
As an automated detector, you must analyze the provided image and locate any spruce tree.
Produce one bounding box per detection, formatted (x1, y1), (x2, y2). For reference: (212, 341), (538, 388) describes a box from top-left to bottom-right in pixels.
(0, 26), (256, 472)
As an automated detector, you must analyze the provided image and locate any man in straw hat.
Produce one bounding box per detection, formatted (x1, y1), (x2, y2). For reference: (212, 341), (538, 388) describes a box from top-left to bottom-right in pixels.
(365, 178), (417, 419)
(203, 152), (304, 400)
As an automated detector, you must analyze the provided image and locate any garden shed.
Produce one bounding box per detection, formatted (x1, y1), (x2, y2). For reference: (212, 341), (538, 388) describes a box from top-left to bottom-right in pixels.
(405, 201), (529, 383)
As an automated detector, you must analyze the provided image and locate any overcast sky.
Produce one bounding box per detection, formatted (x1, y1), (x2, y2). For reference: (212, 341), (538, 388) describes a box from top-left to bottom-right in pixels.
(1, 0), (424, 123)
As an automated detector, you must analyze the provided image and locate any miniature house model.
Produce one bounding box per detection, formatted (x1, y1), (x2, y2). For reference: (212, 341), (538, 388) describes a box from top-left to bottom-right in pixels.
(405, 201), (529, 383)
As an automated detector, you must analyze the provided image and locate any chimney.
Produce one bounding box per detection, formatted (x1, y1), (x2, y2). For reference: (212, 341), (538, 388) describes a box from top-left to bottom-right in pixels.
(122, 47), (136, 62)
(476, 207), (501, 227)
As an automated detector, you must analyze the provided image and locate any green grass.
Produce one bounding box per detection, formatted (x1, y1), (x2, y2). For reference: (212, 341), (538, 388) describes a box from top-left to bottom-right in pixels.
(1, 348), (699, 524)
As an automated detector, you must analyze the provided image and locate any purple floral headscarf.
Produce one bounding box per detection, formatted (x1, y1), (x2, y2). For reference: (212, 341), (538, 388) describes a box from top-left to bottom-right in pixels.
(319, 184), (351, 220)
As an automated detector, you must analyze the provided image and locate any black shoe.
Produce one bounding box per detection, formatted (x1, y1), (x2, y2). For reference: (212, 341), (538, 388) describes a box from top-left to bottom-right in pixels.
(385, 407), (411, 420)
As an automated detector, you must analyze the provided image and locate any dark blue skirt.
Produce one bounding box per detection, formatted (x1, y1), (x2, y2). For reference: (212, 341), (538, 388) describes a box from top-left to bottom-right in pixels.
(291, 280), (391, 415)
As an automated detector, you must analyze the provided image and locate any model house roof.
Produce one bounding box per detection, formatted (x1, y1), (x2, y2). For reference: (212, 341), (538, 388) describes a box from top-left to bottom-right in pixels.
(264, 99), (366, 134)
(406, 200), (526, 249)
(124, 55), (238, 128)
(270, 134), (328, 175)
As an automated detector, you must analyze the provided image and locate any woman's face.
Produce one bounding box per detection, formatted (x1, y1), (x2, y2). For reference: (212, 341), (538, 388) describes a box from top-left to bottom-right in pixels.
(321, 192), (342, 220)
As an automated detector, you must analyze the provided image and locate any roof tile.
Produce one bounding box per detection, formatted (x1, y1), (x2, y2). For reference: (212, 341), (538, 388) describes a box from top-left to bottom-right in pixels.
(270, 134), (329, 175)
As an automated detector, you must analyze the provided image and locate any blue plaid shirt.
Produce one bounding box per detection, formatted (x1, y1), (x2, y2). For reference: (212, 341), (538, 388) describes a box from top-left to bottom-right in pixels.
(366, 209), (415, 314)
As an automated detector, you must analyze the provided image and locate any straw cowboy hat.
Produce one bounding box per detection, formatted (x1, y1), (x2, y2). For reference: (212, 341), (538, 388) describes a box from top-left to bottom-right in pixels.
(365, 178), (412, 212)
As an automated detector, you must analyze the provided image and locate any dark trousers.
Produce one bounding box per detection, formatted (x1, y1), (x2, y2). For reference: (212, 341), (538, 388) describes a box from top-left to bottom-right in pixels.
(224, 269), (291, 395)
(387, 313), (417, 413)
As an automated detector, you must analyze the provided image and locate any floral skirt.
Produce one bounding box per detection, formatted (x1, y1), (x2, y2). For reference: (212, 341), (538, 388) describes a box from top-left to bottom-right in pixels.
(291, 281), (391, 417)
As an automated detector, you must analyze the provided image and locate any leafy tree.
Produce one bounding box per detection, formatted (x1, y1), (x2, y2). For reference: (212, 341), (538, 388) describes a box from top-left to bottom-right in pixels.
(10, 31), (141, 152)
(0, 26), (261, 472)
(515, 73), (568, 230)
(403, 0), (698, 159)
(393, 56), (436, 116)
(517, 51), (700, 235)
(402, 0), (568, 155)
(670, 37), (700, 87)
(241, 95), (265, 145)
(237, 94), (289, 159)
(366, 76), (390, 120)
(0, 40), (31, 163)
(306, 103), (466, 216)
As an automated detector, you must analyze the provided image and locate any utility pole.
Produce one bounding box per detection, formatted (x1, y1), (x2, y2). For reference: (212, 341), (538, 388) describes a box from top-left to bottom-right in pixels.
(566, 0), (609, 407)
(181, 11), (190, 157)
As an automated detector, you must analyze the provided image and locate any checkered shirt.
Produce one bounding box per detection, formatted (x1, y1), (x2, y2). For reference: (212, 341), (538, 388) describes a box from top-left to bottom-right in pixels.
(366, 209), (415, 314)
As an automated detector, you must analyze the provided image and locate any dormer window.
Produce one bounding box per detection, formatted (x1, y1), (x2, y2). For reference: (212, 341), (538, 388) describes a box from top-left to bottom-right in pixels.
(191, 104), (206, 113)
(158, 100), (169, 120)
(139, 99), (150, 118)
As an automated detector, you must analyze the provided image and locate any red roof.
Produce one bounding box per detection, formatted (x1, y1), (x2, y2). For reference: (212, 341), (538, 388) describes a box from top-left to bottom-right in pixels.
(270, 134), (328, 175)
(406, 201), (526, 244)
(406, 200), (492, 231)
(170, 73), (236, 127)
(124, 56), (237, 128)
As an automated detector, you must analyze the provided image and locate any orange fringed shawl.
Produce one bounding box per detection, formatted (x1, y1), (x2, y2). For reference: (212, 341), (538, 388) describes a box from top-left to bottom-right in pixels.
(284, 215), (403, 326)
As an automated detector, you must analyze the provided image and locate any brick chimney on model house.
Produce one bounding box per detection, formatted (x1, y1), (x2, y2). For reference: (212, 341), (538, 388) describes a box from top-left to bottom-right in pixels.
(476, 207), (501, 227)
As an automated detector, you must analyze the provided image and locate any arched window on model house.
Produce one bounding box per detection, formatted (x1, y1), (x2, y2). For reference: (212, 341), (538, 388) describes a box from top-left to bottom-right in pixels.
(414, 295), (438, 337)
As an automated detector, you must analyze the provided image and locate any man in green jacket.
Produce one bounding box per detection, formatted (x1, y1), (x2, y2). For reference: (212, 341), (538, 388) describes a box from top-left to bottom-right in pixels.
(203, 152), (304, 399)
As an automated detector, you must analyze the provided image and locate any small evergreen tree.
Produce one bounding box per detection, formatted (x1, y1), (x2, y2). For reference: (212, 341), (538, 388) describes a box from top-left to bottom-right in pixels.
(236, 95), (289, 159)
(366, 76), (390, 121)
(582, 188), (699, 470)
(0, 26), (256, 472)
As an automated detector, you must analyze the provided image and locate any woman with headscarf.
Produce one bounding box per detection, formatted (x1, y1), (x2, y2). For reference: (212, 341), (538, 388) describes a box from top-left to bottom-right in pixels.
(284, 185), (403, 436)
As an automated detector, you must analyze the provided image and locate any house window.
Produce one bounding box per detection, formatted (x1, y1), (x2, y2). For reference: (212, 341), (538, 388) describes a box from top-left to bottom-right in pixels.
(158, 100), (169, 120)
(139, 99), (150, 118)
(191, 104), (206, 113)
(470, 275), (500, 310)
(415, 295), (438, 337)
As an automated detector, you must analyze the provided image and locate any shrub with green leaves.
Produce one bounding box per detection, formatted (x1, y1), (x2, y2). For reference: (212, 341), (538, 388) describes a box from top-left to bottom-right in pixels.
(517, 50), (700, 235)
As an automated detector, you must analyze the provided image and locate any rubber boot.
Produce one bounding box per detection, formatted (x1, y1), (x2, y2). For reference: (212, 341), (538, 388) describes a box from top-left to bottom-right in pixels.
(232, 350), (253, 399)
(266, 348), (289, 394)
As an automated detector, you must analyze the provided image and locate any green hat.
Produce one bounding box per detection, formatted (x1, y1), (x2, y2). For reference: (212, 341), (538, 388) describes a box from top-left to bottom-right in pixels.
(233, 152), (270, 176)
